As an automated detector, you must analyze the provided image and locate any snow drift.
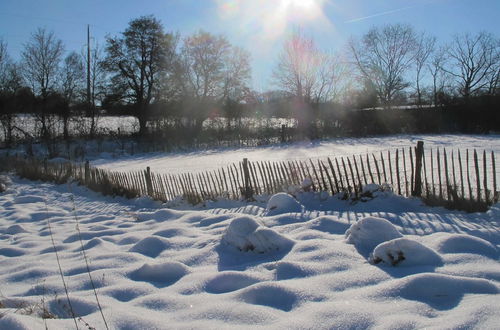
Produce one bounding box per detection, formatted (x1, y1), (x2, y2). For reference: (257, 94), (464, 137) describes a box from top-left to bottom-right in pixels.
(222, 215), (294, 253)
(345, 216), (403, 252)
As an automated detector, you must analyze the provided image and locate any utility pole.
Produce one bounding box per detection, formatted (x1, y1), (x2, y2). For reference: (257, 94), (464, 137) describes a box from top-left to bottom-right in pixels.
(87, 24), (91, 111)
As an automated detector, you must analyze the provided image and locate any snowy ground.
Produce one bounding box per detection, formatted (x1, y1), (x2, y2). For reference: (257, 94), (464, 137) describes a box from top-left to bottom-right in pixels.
(1, 176), (499, 329)
(92, 134), (500, 174)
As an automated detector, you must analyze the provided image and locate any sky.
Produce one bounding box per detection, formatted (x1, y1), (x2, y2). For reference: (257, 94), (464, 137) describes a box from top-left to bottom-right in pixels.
(1, 0), (499, 91)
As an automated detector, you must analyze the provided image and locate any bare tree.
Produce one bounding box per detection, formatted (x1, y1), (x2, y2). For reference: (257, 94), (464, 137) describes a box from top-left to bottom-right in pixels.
(427, 47), (450, 106)
(59, 51), (84, 139)
(84, 42), (108, 137)
(21, 28), (64, 142)
(272, 31), (319, 104)
(444, 31), (499, 99)
(179, 30), (251, 127)
(349, 24), (417, 108)
(313, 52), (351, 104)
(273, 31), (350, 135)
(61, 52), (84, 104)
(487, 64), (499, 95)
(21, 28), (64, 98)
(222, 46), (251, 102)
(0, 39), (8, 89)
(104, 15), (176, 135)
(414, 33), (436, 106)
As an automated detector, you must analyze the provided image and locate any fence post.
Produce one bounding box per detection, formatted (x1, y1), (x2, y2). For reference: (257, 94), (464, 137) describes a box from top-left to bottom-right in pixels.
(281, 125), (286, 143)
(84, 160), (90, 185)
(145, 166), (153, 197)
(242, 158), (253, 200)
(412, 141), (424, 197)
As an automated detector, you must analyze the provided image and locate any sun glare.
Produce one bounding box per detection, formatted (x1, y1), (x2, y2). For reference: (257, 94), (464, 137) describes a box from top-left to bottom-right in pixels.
(281, 0), (317, 10)
(216, 0), (332, 52)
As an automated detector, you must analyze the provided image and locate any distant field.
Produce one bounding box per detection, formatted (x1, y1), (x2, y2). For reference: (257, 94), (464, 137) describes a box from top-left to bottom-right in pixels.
(92, 134), (500, 174)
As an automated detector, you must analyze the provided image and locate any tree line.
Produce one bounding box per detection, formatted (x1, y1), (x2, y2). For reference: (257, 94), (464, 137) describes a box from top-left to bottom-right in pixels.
(0, 15), (499, 149)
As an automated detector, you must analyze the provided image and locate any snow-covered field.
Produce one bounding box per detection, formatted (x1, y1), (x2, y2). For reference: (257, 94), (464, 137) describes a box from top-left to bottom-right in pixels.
(92, 134), (500, 174)
(0, 115), (139, 140)
(1, 175), (499, 329)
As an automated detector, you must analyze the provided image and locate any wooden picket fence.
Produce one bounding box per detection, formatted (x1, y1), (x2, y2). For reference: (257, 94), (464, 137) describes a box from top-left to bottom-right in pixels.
(2, 141), (498, 211)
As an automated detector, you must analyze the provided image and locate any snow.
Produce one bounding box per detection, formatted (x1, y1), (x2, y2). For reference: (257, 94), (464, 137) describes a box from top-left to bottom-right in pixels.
(345, 216), (403, 253)
(91, 134), (500, 174)
(265, 193), (303, 216)
(222, 215), (294, 253)
(371, 237), (443, 266)
(1, 133), (500, 328)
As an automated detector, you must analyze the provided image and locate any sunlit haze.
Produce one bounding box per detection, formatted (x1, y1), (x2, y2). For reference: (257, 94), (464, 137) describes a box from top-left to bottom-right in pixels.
(1, 0), (499, 90)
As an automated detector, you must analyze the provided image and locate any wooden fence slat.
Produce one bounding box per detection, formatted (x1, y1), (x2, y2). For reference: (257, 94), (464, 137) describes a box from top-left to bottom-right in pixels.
(257, 162), (269, 195)
(305, 161), (317, 191)
(465, 149), (474, 200)
(388, 150), (394, 188)
(474, 149), (481, 203)
(317, 159), (328, 192)
(402, 148), (409, 197)
(353, 155), (363, 190)
(437, 149), (443, 199)
(366, 154), (374, 184)
(372, 154), (381, 185)
(321, 160), (335, 195)
(458, 150), (464, 199)
(250, 162), (260, 195)
(341, 157), (351, 194)
(451, 150), (457, 197)
(422, 148), (429, 197)
(380, 151), (387, 183)
(409, 147), (414, 195)
(222, 168), (234, 198)
(327, 157), (340, 193)
(443, 148), (454, 202)
(335, 158), (345, 191)
(346, 157), (357, 194)
(483, 150), (489, 203)
(395, 149), (401, 195)
(492, 151), (498, 203)
(359, 155), (367, 185)
(228, 166), (238, 199)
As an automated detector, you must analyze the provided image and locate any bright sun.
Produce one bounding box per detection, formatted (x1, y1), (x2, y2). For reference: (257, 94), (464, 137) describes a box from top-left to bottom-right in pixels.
(216, 0), (330, 44)
(282, 0), (318, 10)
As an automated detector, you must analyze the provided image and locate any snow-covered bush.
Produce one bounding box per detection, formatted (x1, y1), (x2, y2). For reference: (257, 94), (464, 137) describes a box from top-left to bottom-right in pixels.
(0, 175), (11, 193)
(222, 216), (294, 253)
(301, 178), (313, 192)
(371, 238), (443, 266)
(345, 216), (402, 251)
(266, 193), (303, 216)
(358, 183), (392, 202)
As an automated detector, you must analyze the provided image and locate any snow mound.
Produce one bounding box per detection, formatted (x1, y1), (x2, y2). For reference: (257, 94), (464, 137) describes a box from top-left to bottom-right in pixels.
(129, 236), (172, 258)
(130, 261), (189, 285)
(394, 273), (498, 306)
(308, 216), (350, 234)
(13, 195), (45, 204)
(432, 233), (498, 257)
(345, 216), (403, 252)
(266, 193), (303, 216)
(237, 283), (301, 311)
(222, 216), (294, 253)
(1, 224), (28, 235)
(204, 271), (261, 294)
(371, 238), (443, 266)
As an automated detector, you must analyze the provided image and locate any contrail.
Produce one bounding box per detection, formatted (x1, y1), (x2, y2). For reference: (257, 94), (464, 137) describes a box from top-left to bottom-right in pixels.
(345, 5), (418, 23)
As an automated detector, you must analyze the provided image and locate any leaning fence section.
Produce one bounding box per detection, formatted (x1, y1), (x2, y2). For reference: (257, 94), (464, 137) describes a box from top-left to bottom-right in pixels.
(2, 142), (498, 212)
